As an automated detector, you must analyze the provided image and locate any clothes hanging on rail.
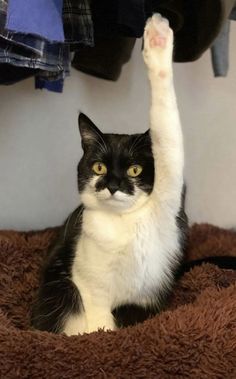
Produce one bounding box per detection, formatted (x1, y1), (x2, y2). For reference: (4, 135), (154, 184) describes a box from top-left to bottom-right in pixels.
(0, 0), (235, 91)
(72, 0), (236, 81)
(0, 0), (94, 92)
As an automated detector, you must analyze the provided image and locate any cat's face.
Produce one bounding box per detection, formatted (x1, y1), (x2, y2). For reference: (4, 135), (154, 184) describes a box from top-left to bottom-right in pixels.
(77, 114), (154, 212)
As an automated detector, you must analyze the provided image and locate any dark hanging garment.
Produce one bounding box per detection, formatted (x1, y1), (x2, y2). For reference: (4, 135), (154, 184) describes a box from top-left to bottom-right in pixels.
(72, 36), (135, 81)
(93, 0), (236, 62)
(108, 0), (236, 72)
(72, 0), (235, 82)
(168, 0), (235, 62)
(63, 0), (94, 48)
(116, 0), (147, 37)
(0, 63), (36, 85)
(72, 0), (136, 81)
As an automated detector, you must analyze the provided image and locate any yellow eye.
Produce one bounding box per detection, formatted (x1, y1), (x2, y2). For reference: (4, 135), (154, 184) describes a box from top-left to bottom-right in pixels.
(92, 162), (107, 175)
(127, 165), (143, 177)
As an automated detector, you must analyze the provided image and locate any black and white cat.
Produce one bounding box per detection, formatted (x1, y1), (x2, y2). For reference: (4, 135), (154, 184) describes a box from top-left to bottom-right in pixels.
(32, 14), (188, 335)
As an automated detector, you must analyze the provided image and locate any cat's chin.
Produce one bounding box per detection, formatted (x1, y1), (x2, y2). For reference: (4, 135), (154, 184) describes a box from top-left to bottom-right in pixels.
(103, 196), (134, 211)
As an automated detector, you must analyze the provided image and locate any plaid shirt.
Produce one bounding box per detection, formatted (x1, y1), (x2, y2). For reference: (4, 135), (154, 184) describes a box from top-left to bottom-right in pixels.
(63, 0), (94, 47)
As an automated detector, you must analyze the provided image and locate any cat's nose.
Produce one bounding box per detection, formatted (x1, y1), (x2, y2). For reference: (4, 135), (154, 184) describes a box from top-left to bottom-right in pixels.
(107, 184), (119, 195)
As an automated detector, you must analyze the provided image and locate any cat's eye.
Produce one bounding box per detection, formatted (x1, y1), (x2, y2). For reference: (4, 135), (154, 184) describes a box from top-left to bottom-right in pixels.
(92, 162), (107, 175)
(127, 165), (143, 177)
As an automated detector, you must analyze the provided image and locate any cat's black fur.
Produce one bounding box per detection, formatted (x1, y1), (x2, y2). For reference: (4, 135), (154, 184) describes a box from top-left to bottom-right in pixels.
(31, 113), (188, 333)
(32, 206), (84, 333)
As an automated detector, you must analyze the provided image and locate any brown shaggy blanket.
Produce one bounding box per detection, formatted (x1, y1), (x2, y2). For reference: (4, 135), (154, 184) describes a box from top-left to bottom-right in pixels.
(1, 224), (236, 379)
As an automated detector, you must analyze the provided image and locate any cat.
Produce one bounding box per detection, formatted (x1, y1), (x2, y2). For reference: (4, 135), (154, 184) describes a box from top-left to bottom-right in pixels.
(31, 14), (188, 335)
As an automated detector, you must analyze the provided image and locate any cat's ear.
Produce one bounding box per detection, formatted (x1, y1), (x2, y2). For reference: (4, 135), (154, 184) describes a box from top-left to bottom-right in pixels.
(78, 113), (103, 150)
(143, 129), (151, 142)
(143, 129), (152, 148)
(143, 129), (150, 137)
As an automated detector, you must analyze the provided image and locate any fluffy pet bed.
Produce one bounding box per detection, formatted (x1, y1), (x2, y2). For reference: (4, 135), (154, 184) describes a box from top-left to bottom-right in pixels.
(1, 224), (236, 379)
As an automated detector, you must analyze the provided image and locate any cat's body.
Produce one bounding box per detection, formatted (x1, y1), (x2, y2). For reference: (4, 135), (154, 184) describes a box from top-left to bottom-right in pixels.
(32, 14), (188, 335)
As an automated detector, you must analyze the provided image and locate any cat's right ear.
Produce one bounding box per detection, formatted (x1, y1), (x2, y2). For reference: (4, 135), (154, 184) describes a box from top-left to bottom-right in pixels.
(78, 113), (102, 150)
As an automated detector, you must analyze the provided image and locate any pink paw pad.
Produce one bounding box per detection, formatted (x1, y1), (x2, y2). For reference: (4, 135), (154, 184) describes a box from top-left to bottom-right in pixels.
(150, 35), (166, 48)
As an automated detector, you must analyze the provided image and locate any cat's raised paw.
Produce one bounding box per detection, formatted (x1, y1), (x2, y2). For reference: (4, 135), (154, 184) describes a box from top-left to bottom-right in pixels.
(143, 14), (173, 75)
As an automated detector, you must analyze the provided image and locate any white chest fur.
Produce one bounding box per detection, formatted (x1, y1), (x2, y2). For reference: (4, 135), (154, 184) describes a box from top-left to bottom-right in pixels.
(72, 200), (181, 310)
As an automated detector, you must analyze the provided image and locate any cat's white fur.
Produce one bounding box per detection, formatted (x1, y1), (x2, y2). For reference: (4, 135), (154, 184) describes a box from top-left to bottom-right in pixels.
(63, 14), (184, 335)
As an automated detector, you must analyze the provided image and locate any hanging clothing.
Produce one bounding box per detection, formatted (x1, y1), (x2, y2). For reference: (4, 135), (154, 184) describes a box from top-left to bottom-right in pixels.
(63, 0), (94, 48)
(6, 0), (65, 42)
(172, 0), (235, 62)
(0, 0), (67, 92)
(72, 0), (235, 82)
(0, 40), (68, 74)
(1, 0), (235, 89)
(211, 5), (236, 77)
(35, 74), (64, 93)
(0, 0), (44, 56)
(0, 0), (94, 92)
(0, 63), (36, 85)
(72, 0), (137, 81)
(72, 36), (135, 81)
(115, 0), (184, 38)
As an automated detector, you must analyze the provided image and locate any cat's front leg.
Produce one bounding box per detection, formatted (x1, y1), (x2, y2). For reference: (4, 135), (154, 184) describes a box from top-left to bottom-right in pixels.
(85, 306), (116, 334)
(63, 303), (115, 335)
(143, 14), (184, 215)
(76, 284), (116, 333)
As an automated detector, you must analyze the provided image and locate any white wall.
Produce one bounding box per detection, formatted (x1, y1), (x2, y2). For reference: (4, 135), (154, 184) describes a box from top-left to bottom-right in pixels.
(0, 24), (236, 231)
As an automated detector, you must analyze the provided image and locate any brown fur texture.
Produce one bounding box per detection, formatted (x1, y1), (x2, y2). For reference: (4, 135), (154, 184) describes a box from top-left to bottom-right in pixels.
(0, 224), (236, 378)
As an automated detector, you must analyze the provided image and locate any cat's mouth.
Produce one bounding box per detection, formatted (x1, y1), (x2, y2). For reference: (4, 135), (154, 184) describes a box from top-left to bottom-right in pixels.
(109, 192), (126, 200)
(96, 188), (120, 199)
(96, 189), (134, 209)
(102, 190), (129, 202)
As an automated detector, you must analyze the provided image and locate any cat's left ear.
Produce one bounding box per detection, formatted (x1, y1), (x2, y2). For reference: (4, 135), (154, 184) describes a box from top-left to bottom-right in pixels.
(143, 129), (151, 142)
(78, 113), (103, 150)
(143, 129), (150, 137)
(142, 129), (152, 146)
